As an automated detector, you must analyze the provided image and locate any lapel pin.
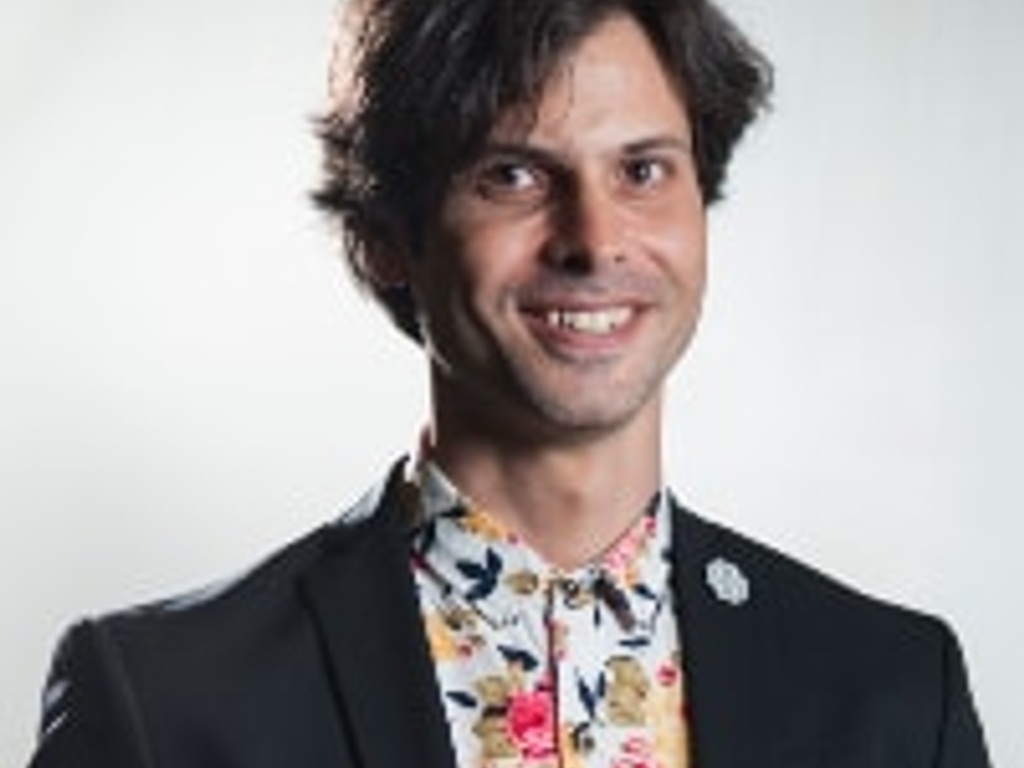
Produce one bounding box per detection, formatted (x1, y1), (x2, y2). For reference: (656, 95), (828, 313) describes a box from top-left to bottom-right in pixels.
(705, 557), (750, 606)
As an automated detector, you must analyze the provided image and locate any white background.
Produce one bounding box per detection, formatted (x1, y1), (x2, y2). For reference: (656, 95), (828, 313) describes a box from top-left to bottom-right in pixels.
(2, 0), (1020, 764)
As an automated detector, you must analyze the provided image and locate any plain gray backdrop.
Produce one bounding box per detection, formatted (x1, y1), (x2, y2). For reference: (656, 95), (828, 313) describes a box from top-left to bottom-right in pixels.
(2, 0), (1021, 764)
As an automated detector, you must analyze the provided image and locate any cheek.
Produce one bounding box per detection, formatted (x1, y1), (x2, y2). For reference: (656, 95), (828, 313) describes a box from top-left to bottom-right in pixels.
(640, 207), (707, 286)
(413, 228), (522, 345)
(453, 224), (545, 298)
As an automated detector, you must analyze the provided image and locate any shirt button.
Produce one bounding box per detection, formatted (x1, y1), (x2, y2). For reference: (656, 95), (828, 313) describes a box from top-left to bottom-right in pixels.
(559, 580), (591, 609)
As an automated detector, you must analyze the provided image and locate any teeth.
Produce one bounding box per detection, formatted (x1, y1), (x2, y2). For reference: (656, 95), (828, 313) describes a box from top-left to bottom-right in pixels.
(544, 307), (633, 334)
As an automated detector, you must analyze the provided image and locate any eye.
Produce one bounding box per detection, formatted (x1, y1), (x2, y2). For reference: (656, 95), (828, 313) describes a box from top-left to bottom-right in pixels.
(472, 157), (549, 204)
(620, 155), (672, 189)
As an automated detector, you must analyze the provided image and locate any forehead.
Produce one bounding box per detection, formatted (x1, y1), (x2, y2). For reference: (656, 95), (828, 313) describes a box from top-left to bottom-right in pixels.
(488, 14), (689, 146)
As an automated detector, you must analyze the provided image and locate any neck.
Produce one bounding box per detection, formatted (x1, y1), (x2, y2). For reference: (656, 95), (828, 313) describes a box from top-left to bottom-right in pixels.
(423, 399), (663, 570)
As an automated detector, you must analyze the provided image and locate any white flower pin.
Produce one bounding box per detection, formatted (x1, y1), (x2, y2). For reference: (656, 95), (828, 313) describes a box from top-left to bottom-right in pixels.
(705, 557), (750, 606)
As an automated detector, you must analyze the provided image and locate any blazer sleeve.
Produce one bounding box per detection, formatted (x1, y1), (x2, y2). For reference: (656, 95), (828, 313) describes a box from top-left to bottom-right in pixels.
(27, 621), (154, 768)
(936, 623), (991, 768)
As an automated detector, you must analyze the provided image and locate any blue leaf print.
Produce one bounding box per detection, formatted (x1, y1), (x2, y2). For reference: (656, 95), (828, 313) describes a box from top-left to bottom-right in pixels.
(619, 636), (651, 650)
(446, 690), (478, 709)
(484, 548), (502, 577)
(458, 548), (502, 601)
(498, 644), (539, 672)
(633, 583), (657, 601)
(576, 672), (604, 720)
(456, 560), (488, 580)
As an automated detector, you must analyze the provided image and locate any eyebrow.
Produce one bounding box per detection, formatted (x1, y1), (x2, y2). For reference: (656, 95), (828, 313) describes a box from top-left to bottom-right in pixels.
(621, 135), (693, 155)
(476, 134), (693, 165)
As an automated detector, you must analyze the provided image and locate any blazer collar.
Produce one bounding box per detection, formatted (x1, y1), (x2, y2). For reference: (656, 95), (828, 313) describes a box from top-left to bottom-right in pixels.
(300, 467), (786, 768)
(670, 500), (788, 768)
(300, 463), (458, 768)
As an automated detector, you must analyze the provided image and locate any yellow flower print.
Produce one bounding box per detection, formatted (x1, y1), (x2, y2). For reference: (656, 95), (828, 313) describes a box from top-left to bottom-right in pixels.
(475, 675), (512, 708)
(604, 656), (651, 726)
(472, 712), (518, 760)
(423, 610), (460, 662)
(504, 569), (541, 596)
(647, 659), (690, 768)
(507, 663), (527, 692)
(458, 504), (514, 543)
(442, 605), (478, 632)
(559, 723), (589, 768)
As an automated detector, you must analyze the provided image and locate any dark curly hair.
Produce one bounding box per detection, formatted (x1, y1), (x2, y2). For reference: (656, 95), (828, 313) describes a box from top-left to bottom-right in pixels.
(314, 0), (772, 342)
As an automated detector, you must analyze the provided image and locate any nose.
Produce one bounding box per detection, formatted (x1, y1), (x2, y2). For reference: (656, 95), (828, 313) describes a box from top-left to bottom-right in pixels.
(544, 182), (627, 273)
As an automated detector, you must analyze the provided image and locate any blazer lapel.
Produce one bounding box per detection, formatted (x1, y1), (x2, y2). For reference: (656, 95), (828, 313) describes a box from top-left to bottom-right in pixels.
(299, 479), (788, 768)
(671, 503), (788, 768)
(300, 474), (458, 768)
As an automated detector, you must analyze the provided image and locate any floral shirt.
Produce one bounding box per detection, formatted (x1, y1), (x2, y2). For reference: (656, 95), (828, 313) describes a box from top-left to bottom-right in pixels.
(403, 462), (691, 768)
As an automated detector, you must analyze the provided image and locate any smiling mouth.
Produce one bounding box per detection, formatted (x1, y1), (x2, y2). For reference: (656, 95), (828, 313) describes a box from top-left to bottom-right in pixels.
(542, 307), (635, 335)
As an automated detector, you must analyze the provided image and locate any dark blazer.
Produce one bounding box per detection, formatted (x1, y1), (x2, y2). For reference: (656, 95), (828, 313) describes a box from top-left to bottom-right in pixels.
(28, 464), (990, 767)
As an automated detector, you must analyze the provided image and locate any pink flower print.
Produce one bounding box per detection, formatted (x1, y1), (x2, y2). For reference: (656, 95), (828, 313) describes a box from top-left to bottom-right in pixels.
(656, 660), (679, 687)
(506, 689), (557, 761)
(612, 736), (656, 768)
(601, 514), (656, 582)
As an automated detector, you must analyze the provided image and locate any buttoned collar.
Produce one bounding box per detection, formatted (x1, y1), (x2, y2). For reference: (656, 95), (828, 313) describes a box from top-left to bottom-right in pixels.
(403, 460), (674, 636)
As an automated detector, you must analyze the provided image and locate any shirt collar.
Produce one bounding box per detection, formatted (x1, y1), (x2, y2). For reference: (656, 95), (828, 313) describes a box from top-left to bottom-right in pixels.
(404, 460), (674, 635)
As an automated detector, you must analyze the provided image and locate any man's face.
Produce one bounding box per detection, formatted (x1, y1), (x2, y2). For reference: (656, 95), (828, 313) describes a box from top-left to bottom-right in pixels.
(408, 13), (707, 446)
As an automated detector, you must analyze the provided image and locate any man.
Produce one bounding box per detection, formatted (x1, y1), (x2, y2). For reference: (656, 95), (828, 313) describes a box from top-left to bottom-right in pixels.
(28, 0), (990, 766)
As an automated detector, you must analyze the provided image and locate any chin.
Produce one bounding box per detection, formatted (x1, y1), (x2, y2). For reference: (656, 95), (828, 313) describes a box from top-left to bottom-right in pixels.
(520, 388), (659, 439)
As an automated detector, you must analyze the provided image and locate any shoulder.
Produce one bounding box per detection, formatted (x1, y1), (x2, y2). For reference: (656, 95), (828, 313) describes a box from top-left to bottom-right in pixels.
(51, 471), (399, 697)
(675, 500), (939, 618)
(97, 473), (396, 640)
(34, 473), (401, 761)
(672, 501), (957, 677)
(670, 502), (990, 765)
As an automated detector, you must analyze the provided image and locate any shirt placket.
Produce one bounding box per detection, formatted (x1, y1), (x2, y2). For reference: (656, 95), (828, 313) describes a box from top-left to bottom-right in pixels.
(545, 573), (607, 764)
